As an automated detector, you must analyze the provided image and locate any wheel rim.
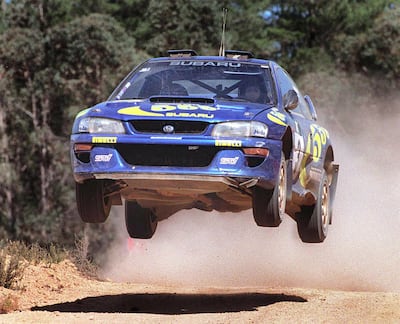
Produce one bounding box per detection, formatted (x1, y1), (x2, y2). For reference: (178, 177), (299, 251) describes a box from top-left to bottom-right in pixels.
(278, 160), (287, 214)
(321, 181), (330, 232)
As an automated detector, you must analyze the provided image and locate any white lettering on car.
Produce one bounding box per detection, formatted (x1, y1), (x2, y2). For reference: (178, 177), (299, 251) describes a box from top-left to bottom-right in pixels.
(220, 157), (240, 165)
(169, 61), (241, 67)
(94, 154), (113, 162)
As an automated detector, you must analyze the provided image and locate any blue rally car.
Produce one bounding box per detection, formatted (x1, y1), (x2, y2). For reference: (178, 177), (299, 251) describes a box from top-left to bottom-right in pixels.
(71, 50), (339, 243)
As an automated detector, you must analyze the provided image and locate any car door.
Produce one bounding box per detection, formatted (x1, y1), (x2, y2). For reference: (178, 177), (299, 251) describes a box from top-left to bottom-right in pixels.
(274, 67), (315, 188)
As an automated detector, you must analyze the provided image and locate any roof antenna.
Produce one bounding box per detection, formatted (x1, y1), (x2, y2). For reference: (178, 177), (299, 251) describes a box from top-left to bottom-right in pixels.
(218, 8), (228, 56)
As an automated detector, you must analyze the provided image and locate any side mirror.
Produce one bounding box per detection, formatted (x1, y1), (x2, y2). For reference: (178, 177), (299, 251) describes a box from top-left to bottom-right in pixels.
(283, 89), (298, 110)
(304, 95), (318, 121)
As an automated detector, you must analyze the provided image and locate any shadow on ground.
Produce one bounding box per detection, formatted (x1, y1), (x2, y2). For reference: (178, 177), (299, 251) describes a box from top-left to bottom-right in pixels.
(32, 292), (307, 314)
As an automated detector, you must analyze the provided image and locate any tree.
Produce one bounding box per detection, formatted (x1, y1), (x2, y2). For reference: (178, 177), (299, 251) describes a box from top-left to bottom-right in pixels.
(359, 4), (400, 80)
(265, 0), (388, 75)
(0, 2), (139, 244)
(224, 0), (272, 57)
(133, 0), (224, 56)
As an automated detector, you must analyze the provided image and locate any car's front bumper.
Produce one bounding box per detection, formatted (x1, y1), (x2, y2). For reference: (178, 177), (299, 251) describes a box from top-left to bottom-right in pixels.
(70, 134), (283, 191)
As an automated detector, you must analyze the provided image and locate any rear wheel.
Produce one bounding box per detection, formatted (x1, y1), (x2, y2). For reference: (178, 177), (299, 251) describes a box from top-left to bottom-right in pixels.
(76, 180), (111, 223)
(125, 201), (158, 239)
(296, 170), (330, 243)
(252, 153), (287, 227)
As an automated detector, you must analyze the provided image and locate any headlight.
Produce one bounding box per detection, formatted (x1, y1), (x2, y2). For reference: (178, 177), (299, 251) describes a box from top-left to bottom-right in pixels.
(78, 117), (125, 134)
(212, 121), (268, 138)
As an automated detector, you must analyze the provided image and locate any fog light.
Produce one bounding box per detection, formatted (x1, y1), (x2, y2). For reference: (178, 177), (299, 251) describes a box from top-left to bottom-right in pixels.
(74, 143), (93, 152)
(243, 148), (269, 156)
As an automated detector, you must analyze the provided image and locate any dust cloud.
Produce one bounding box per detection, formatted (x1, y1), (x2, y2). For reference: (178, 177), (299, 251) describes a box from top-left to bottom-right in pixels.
(100, 90), (400, 292)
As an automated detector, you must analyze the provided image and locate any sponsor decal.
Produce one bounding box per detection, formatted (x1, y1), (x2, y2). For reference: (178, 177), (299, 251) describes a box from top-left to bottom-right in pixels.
(215, 140), (242, 147)
(151, 104), (218, 111)
(118, 104), (217, 119)
(169, 61), (241, 67)
(94, 154), (113, 162)
(299, 124), (329, 188)
(220, 156), (239, 165)
(118, 106), (163, 117)
(267, 108), (287, 126)
(165, 112), (214, 118)
(310, 124), (329, 162)
(76, 108), (90, 118)
(115, 81), (131, 99)
(92, 136), (117, 144)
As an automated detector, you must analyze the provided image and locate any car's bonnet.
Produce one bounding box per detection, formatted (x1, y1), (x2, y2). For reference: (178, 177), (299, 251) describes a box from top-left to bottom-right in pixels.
(84, 99), (274, 122)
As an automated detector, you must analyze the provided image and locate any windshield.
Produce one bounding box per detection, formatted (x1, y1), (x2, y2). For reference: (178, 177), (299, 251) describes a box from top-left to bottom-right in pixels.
(108, 60), (276, 104)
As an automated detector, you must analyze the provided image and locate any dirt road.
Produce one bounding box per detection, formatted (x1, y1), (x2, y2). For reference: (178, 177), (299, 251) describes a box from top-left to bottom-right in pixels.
(0, 260), (399, 323)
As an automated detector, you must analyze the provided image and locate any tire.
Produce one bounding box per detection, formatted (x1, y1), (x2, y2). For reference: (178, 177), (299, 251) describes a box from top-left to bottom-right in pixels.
(125, 201), (158, 239)
(252, 153), (287, 227)
(296, 170), (330, 243)
(76, 180), (111, 223)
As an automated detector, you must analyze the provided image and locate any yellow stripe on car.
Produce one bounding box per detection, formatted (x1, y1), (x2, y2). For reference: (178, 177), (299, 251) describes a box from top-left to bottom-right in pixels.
(118, 106), (164, 117)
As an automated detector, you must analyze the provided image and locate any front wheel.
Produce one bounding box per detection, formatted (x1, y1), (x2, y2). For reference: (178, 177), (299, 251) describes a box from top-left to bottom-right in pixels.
(296, 170), (330, 243)
(125, 201), (158, 239)
(252, 153), (287, 227)
(76, 180), (111, 223)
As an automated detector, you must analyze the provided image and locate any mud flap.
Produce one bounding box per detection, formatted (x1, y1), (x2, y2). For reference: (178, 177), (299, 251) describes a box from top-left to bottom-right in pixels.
(286, 159), (293, 201)
(328, 164), (339, 224)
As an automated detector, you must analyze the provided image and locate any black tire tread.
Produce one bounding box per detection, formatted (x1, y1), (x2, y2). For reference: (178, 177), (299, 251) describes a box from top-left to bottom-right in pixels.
(76, 180), (111, 223)
(125, 201), (157, 239)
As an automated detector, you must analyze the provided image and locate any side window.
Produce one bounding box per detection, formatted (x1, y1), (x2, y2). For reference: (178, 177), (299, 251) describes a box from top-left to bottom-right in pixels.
(275, 68), (312, 120)
(276, 68), (294, 101)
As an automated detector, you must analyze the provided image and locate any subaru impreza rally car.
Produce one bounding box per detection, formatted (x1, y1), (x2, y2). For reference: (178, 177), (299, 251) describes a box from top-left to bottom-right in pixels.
(71, 50), (339, 243)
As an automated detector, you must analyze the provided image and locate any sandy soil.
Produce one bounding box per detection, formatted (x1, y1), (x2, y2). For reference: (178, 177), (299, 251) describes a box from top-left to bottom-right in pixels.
(0, 260), (399, 323)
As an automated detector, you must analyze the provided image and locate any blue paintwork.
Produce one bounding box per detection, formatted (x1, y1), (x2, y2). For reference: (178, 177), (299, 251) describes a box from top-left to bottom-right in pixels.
(70, 54), (337, 206)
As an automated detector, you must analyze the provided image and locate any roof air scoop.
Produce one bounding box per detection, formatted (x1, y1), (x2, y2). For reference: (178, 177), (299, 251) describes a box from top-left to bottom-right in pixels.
(167, 49), (198, 57)
(149, 96), (215, 104)
(224, 50), (254, 59)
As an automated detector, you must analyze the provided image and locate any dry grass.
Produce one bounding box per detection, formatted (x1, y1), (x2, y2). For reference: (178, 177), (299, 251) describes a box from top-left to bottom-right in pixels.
(0, 293), (19, 314)
(0, 240), (70, 290)
(68, 235), (98, 277)
(0, 249), (25, 290)
(0, 238), (98, 313)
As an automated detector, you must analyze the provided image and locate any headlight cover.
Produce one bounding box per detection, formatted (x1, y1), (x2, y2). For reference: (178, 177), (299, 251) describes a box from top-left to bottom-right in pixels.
(78, 117), (125, 134)
(212, 121), (268, 138)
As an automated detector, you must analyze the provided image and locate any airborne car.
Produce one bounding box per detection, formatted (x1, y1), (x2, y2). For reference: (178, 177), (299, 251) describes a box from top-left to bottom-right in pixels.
(71, 50), (339, 243)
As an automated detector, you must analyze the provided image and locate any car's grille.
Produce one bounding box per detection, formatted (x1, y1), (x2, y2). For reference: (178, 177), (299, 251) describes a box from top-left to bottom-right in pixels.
(130, 120), (209, 134)
(115, 144), (219, 167)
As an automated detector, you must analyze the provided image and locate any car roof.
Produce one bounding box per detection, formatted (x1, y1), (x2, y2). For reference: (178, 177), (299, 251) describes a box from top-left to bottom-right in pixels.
(147, 55), (273, 66)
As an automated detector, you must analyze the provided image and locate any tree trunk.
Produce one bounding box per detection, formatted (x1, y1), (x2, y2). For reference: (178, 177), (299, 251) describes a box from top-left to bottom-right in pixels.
(28, 75), (51, 214)
(0, 93), (16, 237)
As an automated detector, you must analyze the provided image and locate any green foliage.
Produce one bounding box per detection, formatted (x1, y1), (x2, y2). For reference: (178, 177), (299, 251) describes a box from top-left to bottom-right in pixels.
(3, 0), (73, 30)
(266, 0), (389, 75)
(330, 2), (400, 80)
(136, 0), (225, 55)
(47, 13), (136, 105)
(0, 3), (138, 246)
(225, 0), (272, 57)
(359, 4), (400, 78)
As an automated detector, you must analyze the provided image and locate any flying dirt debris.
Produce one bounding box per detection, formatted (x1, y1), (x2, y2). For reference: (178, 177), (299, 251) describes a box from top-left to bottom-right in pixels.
(70, 49), (339, 243)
